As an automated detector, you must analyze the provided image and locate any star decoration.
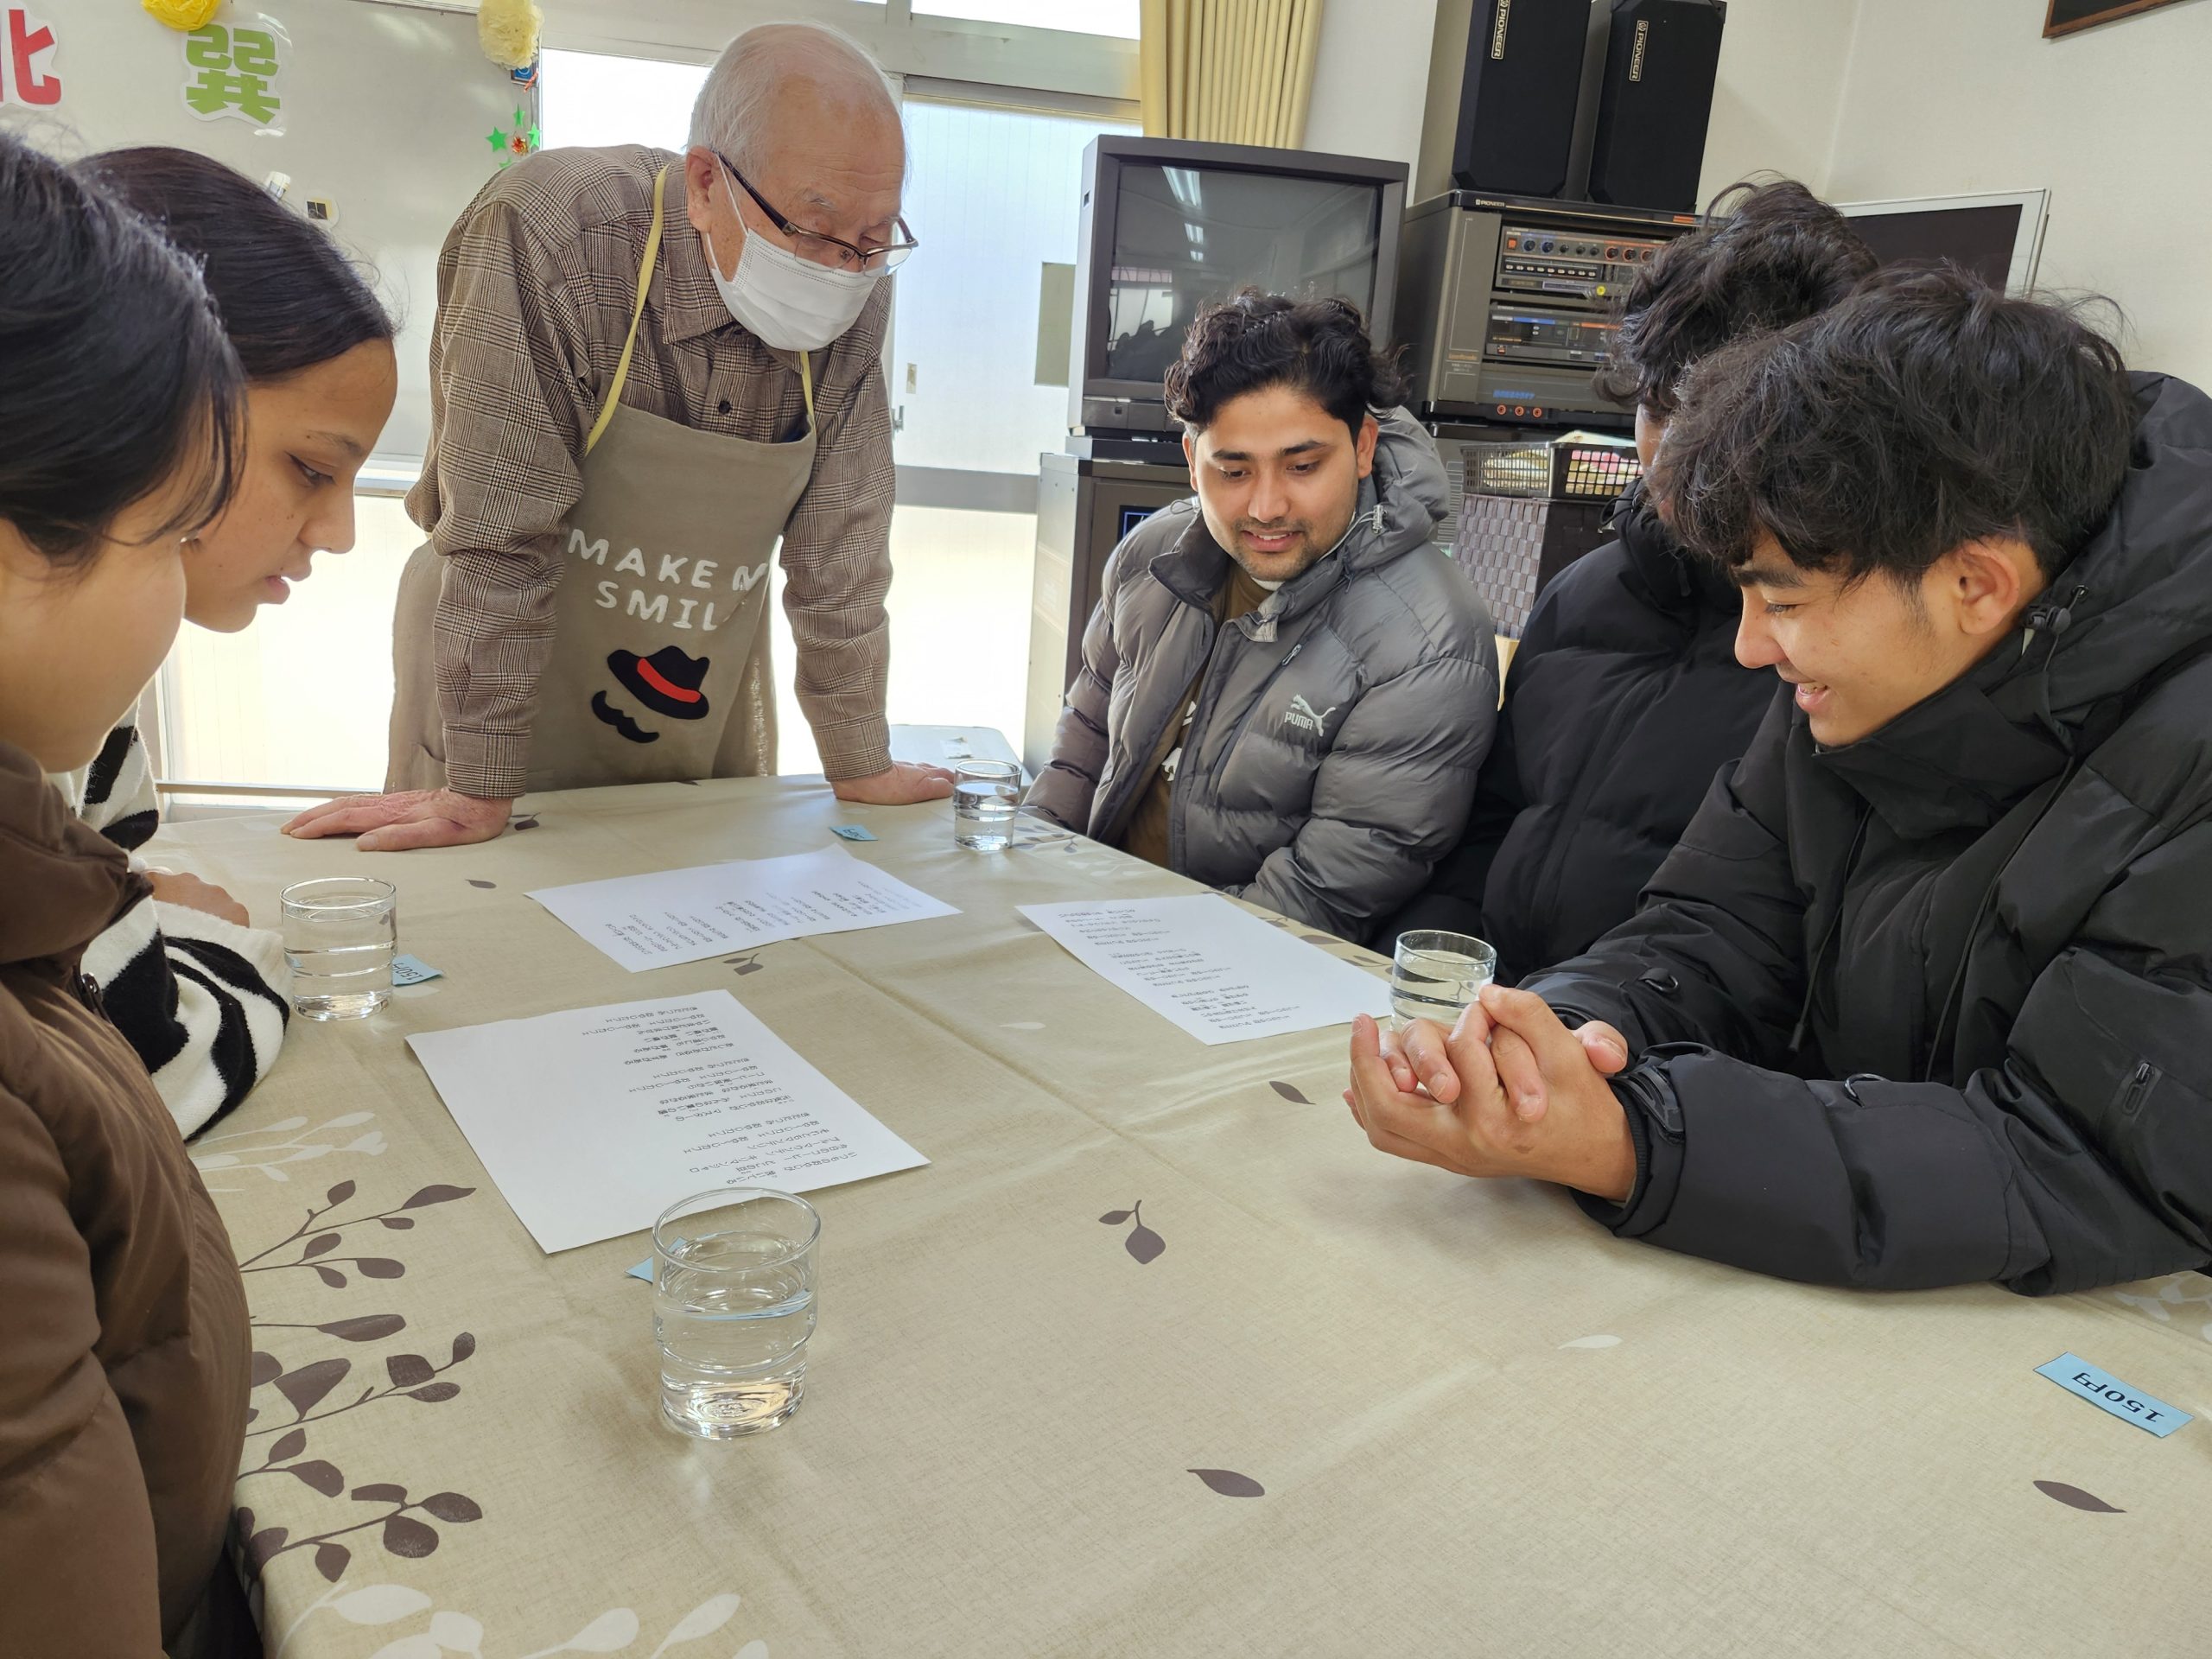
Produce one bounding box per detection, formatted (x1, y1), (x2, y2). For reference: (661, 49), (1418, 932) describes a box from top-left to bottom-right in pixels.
(486, 125), (507, 152)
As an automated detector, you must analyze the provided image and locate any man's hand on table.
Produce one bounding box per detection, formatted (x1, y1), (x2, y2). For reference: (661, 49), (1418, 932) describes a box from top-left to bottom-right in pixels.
(831, 762), (956, 805)
(144, 870), (251, 929)
(282, 789), (514, 853)
(1345, 986), (1637, 1203)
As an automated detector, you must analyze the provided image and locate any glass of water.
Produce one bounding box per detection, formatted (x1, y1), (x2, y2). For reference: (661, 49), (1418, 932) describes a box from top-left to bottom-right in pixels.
(652, 1186), (820, 1440)
(1389, 929), (1498, 1030)
(280, 877), (397, 1021)
(952, 759), (1022, 852)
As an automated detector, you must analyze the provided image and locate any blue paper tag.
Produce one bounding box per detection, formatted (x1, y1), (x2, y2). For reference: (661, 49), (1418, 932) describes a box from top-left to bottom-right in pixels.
(2037, 1352), (2191, 1436)
(830, 824), (877, 842)
(391, 954), (443, 986)
(626, 1257), (653, 1282)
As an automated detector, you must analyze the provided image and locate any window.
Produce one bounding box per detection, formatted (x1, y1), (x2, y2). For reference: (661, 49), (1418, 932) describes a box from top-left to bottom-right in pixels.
(154, 16), (1137, 799)
(773, 92), (1137, 773)
(157, 493), (421, 804)
(538, 49), (703, 151)
(914, 2), (1139, 35)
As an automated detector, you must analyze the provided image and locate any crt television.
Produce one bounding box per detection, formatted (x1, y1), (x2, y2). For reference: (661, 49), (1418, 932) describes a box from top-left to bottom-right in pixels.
(1069, 135), (1408, 441)
(1836, 188), (2050, 296)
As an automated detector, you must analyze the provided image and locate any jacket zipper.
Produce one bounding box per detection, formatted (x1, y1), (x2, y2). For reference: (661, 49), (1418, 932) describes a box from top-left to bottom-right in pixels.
(2119, 1061), (2159, 1122)
(1172, 637), (1308, 870)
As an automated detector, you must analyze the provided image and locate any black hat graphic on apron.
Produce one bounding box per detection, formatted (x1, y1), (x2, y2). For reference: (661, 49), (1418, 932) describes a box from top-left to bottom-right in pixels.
(607, 645), (713, 721)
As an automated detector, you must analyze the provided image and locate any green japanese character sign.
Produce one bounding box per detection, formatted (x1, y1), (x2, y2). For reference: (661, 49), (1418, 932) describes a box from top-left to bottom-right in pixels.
(181, 19), (283, 130)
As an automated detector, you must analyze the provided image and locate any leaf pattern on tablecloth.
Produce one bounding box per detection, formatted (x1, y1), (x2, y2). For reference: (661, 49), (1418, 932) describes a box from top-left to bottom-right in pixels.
(2109, 1271), (2212, 1344)
(240, 1182), (475, 1289)
(1268, 1081), (1311, 1104)
(191, 1112), (386, 1192)
(2034, 1479), (2125, 1513)
(1187, 1468), (1265, 1497)
(1099, 1200), (1165, 1264)
(233, 1184), (488, 1594)
(270, 1588), (757, 1657)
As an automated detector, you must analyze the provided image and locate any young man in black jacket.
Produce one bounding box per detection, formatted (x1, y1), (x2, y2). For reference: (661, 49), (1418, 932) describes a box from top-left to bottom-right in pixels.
(1347, 268), (2212, 1296)
(1384, 181), (1876, 976)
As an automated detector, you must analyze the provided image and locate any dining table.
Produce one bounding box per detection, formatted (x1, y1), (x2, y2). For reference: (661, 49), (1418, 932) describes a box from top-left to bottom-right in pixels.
(149, 774), (2212, 1658)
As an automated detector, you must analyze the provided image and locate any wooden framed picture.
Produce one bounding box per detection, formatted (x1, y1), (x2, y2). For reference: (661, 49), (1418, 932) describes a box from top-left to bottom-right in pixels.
(2045, 0), (2190, 38)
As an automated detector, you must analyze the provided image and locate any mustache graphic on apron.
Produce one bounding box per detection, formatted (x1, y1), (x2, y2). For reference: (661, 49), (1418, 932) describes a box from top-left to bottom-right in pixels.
(592, 645), (715, 743)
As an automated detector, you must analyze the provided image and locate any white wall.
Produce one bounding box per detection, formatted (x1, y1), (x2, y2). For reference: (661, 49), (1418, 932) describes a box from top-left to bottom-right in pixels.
(1695, 0), (1859, 200)
(1303, 0), (1437, 169)
(1820, 0), (2212, 384)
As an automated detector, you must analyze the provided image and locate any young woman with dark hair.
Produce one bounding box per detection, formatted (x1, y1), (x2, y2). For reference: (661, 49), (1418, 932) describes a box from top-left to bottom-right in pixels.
(0, 128), (259, 1658)
(54, 145), (397, 1136)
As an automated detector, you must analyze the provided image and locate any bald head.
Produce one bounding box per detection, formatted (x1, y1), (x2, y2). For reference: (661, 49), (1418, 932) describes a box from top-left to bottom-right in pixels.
(689, 22), (903, 175)
(681, 23), (906, 281)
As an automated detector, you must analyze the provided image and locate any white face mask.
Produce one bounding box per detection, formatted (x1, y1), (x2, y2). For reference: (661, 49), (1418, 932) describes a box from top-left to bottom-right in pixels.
(703, 158), (882, 353)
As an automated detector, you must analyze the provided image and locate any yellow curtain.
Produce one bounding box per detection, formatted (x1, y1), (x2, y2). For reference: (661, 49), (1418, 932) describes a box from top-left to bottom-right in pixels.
(1139, 0), (1325, 149)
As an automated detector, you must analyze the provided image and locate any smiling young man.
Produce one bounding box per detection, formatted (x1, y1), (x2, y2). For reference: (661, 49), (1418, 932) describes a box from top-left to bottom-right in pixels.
(1384, 180), (1875, 977)
(1345, 268), (2212, 1294)
(1027, 290), (1498, 943)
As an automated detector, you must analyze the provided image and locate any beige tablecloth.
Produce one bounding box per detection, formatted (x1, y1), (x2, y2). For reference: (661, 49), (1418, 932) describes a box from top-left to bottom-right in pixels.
(150, 779), (2212, 1658)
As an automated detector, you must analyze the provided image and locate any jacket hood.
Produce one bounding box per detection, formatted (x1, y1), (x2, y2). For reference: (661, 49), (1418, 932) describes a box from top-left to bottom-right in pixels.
(1153, 405), (1448, 626)
(1612, 478), (1742, 628)
(1816, 372), (2212, 836)
(0, 741), (139, 968)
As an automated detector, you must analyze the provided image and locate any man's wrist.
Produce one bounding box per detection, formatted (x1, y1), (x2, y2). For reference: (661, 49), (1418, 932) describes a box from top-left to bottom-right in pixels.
(811, 715), (893, 783)
(1569, 1085), (1640, 1205)
(441, 726), (530, 800)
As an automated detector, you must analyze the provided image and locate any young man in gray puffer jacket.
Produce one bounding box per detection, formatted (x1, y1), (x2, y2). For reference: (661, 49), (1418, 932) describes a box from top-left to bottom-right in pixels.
(1027, 291), (1498, 944)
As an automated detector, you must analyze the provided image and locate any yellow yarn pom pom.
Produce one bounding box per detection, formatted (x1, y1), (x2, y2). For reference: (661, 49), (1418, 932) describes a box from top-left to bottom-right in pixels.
(477, 0), (541, 72)
(143, 0), (222, 29)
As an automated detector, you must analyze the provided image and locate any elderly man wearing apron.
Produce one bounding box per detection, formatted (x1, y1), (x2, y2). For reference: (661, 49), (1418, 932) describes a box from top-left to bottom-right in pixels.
(284, 22), (950, 853)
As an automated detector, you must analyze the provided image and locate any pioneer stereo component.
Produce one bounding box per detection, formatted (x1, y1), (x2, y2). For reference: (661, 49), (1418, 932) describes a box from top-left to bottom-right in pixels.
(1395, 191), (1697, 429)
(1496, 224), (1673, 298)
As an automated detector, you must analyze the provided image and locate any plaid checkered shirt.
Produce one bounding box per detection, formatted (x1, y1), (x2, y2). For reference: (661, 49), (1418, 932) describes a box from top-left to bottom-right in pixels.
(405, 144), (896, 797)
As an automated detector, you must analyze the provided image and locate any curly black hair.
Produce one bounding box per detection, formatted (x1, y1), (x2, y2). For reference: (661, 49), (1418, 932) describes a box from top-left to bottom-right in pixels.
(1163, 289), (1408, 437)
(1594, 178), (1877, 416)
(1655, 265), (2137, 584)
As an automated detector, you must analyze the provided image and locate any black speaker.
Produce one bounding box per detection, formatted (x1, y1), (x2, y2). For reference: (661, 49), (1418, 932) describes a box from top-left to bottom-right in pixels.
(1587, 0), (1726, 213)
(1448, 0), (1593, 198)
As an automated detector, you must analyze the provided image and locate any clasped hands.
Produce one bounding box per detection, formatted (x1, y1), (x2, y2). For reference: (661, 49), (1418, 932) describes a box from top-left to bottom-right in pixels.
(1344, 985), (1640, 1204)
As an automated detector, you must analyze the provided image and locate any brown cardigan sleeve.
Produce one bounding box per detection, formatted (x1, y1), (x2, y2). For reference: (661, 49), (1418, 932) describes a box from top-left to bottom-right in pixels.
(0, 1084), (165, 1654)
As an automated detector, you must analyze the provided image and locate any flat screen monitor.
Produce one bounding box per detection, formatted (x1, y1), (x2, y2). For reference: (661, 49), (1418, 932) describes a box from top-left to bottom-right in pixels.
(1071, 137), (1408, 440)
(1836, 189), (2050, 296)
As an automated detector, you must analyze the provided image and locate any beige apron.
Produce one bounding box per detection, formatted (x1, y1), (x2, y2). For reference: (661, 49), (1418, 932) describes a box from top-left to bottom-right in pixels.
(388, 166), (817, 795)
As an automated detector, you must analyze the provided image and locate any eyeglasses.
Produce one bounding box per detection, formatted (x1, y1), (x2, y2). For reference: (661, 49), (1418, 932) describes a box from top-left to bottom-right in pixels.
(714, 151), (918, 274)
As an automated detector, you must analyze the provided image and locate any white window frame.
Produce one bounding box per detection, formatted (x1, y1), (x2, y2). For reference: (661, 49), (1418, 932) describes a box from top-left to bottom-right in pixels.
(535, 0), (1139, 106)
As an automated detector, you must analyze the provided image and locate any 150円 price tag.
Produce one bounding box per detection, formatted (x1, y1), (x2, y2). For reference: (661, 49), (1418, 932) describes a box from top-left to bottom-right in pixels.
(2037, 1353), (2192, 1437)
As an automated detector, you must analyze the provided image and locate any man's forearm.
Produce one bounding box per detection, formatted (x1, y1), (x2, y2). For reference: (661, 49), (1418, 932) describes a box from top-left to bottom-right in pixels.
(430, 550), (559, 799)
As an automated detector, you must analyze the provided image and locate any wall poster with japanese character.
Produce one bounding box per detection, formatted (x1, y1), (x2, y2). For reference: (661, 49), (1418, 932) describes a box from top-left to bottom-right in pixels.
(0, 0), (535, 469)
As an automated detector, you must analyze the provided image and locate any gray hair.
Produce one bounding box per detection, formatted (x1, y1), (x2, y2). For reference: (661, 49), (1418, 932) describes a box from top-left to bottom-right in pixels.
(687, 22), (900, 170)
